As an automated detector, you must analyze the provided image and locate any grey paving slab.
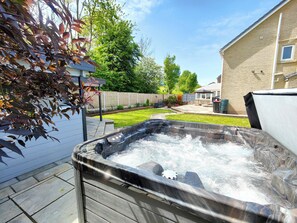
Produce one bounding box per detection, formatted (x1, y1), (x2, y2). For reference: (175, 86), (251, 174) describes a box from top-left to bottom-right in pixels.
(0, 178), (19, 190)
(34, 163), (72, 181)
(0, 186), (15, 200)
(0, 200), (22, 222)
(67, 177), (75, 186)
(32, 190), (77, 223)
(0, 196), (9, 204)
(8, 213), (33, 223)
(105, 123), (115, 134)
(13, 177), (73, 215)
(11, 177), (38, 193)
(54, 156), (72, 165)
(17, 163), (57, 181)
(57, 168), (74, 181)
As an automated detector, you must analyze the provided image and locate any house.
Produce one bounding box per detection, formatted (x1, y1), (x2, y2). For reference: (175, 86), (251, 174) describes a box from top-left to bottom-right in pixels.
(0, 62), (101, 183)
(194, 76), (221, 105)
(220, 0), (297, 114)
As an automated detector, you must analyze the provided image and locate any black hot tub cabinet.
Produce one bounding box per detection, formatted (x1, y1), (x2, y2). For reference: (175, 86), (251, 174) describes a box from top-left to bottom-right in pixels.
(72, 120), (297, 223)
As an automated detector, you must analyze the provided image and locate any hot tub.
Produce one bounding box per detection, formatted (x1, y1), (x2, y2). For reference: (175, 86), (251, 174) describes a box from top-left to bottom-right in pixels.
(72, 120), (297, 223)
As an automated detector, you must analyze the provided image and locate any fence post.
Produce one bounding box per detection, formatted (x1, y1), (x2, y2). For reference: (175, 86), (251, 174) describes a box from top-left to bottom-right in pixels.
(128, 93), (130, 106)
(103, 92), (106, 111)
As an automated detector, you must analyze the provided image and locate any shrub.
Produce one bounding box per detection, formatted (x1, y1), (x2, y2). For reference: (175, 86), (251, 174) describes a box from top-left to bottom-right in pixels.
(143, 103), (147, 107)
(128, 105), (132, 109)
(135, 103), (141, 107)
(146, 99), (150, 106)
(117, 105), (124, 110)
(168, 95), (177, 104)
(177, 94), (183, 105)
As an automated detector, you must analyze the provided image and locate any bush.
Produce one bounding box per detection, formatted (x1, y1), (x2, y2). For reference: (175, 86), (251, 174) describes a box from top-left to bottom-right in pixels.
(177, 94), (183, 105)
(168, 95), (177, 104)
(128, 105), (132, 109)
(135, 103), (141, 107)
(164, 95), (177, 108)
(143, 103), (147, 107)
(146, 99), (150, 106)
(117, 105), (124, 110)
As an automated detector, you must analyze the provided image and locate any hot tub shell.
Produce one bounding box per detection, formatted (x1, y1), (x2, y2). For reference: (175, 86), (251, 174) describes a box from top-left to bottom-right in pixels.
(72, 120), (297, 223)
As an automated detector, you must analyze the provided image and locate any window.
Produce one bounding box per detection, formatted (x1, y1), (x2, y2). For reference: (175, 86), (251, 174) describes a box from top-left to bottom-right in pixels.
(281, 45), (295, 61)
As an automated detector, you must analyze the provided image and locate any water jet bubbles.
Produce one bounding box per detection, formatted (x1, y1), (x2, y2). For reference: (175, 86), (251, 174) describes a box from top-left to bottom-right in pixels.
(107, 133), (278, 205)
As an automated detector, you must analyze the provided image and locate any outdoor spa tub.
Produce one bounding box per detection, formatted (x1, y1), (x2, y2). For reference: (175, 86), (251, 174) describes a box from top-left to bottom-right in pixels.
(72, 120), (297, 223)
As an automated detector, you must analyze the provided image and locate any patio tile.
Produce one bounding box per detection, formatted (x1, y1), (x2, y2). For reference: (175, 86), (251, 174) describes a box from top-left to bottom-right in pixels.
(0, 196), (9, 204)
(12, 177), (73, 215)
(32, 189), (77, 223)
(8, 213), (33, 223)
(67, 177), (75, 186)
(57, 168), (74, 181)
(0, 178), (19, 190)
(0, 200), (22, 222)
(0, 186), (15, 200)
(34, 163), (72, 181)
(11, 177), (38, 193)
(54, 156), (72, 165)
(17, 163), (57, 181)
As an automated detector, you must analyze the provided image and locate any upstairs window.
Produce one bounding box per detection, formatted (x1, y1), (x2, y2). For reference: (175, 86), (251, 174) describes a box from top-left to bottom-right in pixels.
(281, 45), (294, 61)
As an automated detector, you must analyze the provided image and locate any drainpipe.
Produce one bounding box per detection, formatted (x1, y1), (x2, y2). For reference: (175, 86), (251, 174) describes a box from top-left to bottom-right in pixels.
(271, 13), (282, 89)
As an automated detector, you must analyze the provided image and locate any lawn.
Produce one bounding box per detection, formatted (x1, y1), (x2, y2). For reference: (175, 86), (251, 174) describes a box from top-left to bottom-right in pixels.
(166, 114), (250, 128)
(101, 108), (173, 128)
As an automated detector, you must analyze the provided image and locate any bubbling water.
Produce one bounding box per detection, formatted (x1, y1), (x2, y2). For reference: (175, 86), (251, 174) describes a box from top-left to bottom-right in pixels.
(107, 133), (277, 205)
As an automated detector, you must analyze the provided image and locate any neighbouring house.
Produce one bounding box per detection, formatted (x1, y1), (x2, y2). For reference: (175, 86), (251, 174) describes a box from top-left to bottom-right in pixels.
(220, 0), (297, 114)
(194, 76), (221, 105)
(0, 62), (100, 183)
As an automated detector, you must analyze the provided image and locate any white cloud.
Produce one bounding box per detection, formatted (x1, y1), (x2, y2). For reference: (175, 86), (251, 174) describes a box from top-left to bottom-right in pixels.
(117, 0), (162, 22)
(194, 8), (267, 41)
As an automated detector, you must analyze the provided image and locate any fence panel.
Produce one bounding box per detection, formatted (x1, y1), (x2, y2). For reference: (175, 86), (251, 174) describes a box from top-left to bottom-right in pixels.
(182, 94), (195, 103)
(86, 91), (173, 111)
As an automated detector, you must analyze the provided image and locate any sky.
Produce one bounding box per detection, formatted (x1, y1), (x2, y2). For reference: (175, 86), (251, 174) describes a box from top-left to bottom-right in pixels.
(118, 0), (281, 86)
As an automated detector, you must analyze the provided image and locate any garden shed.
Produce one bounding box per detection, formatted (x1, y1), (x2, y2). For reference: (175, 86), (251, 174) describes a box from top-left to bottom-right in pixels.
(0, 62), (99, 183)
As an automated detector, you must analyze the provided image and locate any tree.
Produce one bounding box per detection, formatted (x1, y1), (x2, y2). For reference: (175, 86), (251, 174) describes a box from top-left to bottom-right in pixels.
(0, 0), (92, 162)
(84, 0), (141, 92)
(163, 55), (180, 94)
(178, 70), (198, 93)
(134, 57), (163, 93)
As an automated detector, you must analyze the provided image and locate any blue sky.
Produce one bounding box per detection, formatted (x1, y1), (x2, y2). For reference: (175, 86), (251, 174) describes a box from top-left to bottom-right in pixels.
(119, 0), (280, 86)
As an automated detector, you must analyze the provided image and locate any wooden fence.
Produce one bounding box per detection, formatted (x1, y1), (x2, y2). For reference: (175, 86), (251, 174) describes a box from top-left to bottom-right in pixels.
(85, 91), (172, 111)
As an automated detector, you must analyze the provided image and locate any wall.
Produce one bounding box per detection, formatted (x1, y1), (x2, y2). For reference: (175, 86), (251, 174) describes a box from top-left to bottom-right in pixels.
(221, 0), (297, 114)
(85, 91), (172, 111)
(0, 111), (83, 183)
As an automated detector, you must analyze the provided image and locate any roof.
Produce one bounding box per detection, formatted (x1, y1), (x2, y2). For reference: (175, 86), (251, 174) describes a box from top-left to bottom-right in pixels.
(69, 61), (96, 72)
(220, 0), (290, 54)
(72, 76), (106, 86)
(195, 83), (221, 93)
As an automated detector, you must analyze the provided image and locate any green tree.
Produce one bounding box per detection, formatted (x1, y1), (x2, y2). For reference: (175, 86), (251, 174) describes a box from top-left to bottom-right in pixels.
(178, 70), (198, 93)
(163, 55), (180, 94)
(134, 57), (163, 93)
(84, 0), (141, 92)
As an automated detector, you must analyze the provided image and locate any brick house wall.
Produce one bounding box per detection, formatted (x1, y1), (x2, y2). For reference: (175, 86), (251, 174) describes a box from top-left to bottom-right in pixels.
(221, 0), (297, 114)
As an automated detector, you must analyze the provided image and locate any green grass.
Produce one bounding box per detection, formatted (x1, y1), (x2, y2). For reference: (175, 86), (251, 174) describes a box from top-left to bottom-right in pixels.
(100, 108), (173, 128)
(166, 114), (250, 128)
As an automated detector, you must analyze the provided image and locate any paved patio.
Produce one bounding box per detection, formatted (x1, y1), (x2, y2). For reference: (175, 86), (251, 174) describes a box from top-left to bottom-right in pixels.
(0, 117), (114, 223)
(172, 104), (247, 118)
